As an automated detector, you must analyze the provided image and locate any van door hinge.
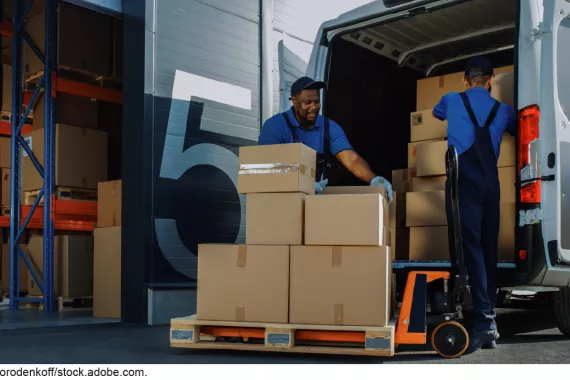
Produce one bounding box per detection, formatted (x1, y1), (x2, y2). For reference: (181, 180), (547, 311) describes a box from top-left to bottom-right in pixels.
(528, 22), (553, 43)
(519, 208), (544, 226)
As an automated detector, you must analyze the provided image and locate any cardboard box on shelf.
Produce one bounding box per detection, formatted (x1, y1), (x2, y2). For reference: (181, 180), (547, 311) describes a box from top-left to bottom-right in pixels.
(409, 226), (449, 261)
(410, 110), (447, 142)
(1, 168), (10, 206)
(499, 166), (516, 203)
(392, 168), (416, 193)
(196, 244), (290, 323)
(28, 235), (94, 298)
(289, 245), (392, 326)
(491, 72), (514, 108)
(305, 194), (388, 246)
(2, 64), (12, 113)
(394, 227), (411, 261)
(406, 191), (447, 227)
(21, 124), (108, 192)
(415, 140), (448, 177)
(238, 143), (316, 195)
(499, 202), (515, 262)
(93, 226), (121, 318)
(97, 180), (122, 228)
(34, 93), (99, 131)
(245, 193), (305, 245)
(389, 192), (406, 229)
(498, 135), (516, 168)
(416, 65), (514, 111)
(23, 3), (113, 77)
(0, 137), (10, 168)
(1, 244), (29, 294)
(408, 139), (445, 169)
(411, 176), (447, 192)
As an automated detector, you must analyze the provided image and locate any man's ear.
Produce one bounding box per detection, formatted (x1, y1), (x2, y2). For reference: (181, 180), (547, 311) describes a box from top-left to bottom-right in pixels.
(463, 76), (470, 89)
(487, 76), (494, 90)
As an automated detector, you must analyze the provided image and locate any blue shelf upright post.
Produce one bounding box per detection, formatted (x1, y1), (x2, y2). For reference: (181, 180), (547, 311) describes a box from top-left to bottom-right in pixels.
(10, 0), (57, 312)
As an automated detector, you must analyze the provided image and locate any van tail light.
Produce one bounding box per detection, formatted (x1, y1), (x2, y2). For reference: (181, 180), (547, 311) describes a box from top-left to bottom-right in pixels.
(518, 105), (541, 203)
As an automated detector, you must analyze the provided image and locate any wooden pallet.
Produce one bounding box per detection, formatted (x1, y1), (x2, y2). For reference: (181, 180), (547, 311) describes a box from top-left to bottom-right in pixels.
(170, 315), (396, 357)
(24, 187), (98, 205)
(1, 206), (10, 216)
(22, 296), (93, 311)
(24, 66), (122, 91)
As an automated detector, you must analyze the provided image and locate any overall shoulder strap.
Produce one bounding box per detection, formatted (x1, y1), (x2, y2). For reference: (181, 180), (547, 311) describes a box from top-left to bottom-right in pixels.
(459, 92), (480, 128)
(483, 101), (501, 129)
(323, 118), (331, 156)
(281, 112), (300, 142)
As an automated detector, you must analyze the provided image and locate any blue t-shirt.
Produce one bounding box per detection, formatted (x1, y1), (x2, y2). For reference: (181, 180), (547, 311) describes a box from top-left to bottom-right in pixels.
(258, 107), (352, 155)
(433, 88), (516, 157)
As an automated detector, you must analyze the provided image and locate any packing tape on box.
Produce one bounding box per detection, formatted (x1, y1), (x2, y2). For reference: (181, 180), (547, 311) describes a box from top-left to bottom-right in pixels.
(332, 247), (342, 267)
(236, 245), (247, 268)
(333, 304), (344, 325)
(236, 306), (246, 322)
(238, 163), (315, 179)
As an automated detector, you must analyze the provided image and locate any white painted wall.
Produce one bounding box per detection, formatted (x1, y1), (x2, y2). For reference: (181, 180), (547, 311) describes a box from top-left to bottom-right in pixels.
(271, 0), (376, 115)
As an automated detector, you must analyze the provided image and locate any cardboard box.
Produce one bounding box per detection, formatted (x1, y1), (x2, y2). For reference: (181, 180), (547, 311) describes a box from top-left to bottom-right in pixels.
(34, 93), (99, 131)
(289, 245), (392, 326)
(0, 137), (10, 168)
(498, 135), (516, 168)
(245, 192), (305, 245)
(196, 244), (290, 323)
(409, 226), (449, 261)
(23, 4), (113, 77)
(305, 194), (388, 246)
(499, 166), (516, 203)
(408, 139), (444, 169)
(394, 227), (411, 260)
(322, 185), (388, 199)
(410, 110), (447, 142)
(392, 168), (415, 193)
(406, 191), (447, 227)
(389, 192), (406, 229)
(1, 244), (29, 293)
(416, 140), (448, 177)
(411, 176), (447, 192)
(22, 124), (108, 191)
(416, 136), (516, 177)
(28, 235), (94, 297)
(97, 180), (122, 228)
(93, 226), (121, 318)
(238, 143), (316, 195)
(491, 72), (515, 108)
(1, 168), (10, 206)
(416, 65), (514, 110)
(499, 202), (515, 262)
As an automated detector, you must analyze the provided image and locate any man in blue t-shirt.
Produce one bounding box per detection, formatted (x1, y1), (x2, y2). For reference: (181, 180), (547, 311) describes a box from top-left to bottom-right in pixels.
(258, 76), (393, 201)
(433, 56), (516, 354)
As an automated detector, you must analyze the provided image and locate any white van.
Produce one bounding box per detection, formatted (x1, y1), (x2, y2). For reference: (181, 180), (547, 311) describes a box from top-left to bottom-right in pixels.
(305, 0), (570, 335)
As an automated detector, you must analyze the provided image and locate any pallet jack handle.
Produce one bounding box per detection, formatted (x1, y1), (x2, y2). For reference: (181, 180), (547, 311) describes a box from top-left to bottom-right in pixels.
(446, 145), (472, 311)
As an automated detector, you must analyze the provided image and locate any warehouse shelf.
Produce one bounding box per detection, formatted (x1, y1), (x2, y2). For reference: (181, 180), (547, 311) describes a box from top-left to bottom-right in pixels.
(0, 120), (33, 135)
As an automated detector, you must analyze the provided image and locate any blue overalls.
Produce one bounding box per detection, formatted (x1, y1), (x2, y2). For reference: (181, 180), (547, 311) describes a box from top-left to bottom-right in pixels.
(445, 92), (501, 331)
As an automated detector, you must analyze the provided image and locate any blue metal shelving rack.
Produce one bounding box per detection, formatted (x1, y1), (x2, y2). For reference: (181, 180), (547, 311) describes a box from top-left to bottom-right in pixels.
(9, 0), (57, 312)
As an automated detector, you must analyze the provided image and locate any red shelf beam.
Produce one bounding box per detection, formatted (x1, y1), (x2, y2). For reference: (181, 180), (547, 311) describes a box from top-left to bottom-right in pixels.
(0, 121), (33, 136)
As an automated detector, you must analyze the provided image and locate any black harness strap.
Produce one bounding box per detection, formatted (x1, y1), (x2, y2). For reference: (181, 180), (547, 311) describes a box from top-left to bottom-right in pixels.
(459, 92), (501, 129)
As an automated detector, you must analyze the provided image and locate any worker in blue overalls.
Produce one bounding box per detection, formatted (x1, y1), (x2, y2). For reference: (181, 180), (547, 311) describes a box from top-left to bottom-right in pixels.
(433, 56), (516, 353)
(258, 76), (393, 201)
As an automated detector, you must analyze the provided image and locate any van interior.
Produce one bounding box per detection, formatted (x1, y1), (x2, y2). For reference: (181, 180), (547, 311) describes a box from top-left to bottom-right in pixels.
(323, 0), (518, 186)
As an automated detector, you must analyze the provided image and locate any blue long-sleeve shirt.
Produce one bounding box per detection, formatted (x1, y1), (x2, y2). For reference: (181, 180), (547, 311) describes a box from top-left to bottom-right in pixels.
(433, 88), (516, 157)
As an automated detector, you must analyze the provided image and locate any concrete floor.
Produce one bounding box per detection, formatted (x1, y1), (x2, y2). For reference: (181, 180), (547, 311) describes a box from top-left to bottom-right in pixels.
(0, 305), (569, 364)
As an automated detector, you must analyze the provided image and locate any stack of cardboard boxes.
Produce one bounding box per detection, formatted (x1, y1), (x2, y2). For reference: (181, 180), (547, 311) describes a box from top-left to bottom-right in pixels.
(93, 179), (122, 318)
(391, 66), (517, 262)
(196, 143), (393, 327)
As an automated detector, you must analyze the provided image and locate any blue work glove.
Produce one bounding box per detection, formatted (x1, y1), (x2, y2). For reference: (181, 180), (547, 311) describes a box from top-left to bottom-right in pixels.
(315, 179), (328, 195)
(371, 176), (393, 202)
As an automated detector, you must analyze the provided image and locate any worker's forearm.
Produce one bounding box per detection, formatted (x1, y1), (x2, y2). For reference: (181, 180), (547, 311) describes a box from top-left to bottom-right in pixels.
(344, 155), (376, 183)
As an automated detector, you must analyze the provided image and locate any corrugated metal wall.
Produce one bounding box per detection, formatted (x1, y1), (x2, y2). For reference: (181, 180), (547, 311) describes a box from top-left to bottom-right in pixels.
(149, 0), (375, 285)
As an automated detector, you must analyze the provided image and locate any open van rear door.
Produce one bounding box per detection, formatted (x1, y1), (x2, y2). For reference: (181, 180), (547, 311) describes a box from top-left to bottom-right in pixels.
(538, 0), (570, 267)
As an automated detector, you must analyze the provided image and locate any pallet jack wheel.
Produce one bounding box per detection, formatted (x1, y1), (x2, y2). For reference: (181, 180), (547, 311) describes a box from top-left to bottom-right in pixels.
(430, 321), (469, 359)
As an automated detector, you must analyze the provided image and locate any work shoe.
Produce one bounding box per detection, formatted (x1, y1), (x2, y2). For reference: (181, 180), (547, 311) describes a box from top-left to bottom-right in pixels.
(482, 330), (500, 349)
(465, 329), (496, 354)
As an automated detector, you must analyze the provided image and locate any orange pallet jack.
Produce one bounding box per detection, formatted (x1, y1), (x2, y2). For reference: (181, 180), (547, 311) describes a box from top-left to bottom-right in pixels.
(394, 145), (473, 358)
(171, 146), (473, 359)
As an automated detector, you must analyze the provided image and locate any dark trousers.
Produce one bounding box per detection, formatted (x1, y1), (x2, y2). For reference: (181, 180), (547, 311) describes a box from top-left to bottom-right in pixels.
(445, 173), (500, 331)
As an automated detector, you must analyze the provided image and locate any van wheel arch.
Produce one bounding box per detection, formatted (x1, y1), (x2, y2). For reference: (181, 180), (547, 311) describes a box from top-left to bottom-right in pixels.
(554, 286), (570, 337)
